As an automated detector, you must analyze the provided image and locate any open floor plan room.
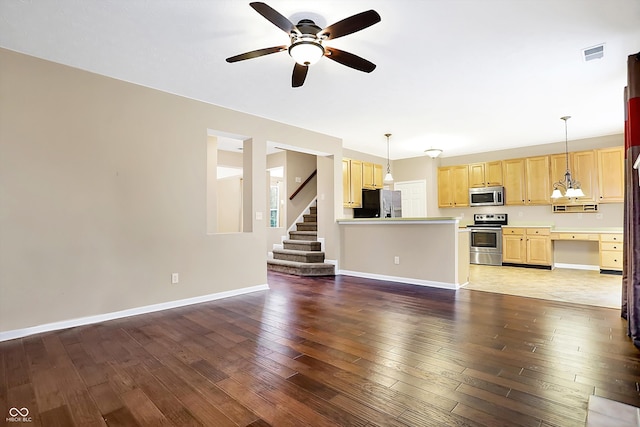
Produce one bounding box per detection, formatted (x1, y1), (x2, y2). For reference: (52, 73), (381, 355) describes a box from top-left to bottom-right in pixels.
(2, 271), (639, 426)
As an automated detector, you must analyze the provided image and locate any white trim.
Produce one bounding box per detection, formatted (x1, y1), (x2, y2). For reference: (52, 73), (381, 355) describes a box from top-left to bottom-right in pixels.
(0, 284), (269, 342)
(554, 263), (600, 271)
(338, 270), (461, 290)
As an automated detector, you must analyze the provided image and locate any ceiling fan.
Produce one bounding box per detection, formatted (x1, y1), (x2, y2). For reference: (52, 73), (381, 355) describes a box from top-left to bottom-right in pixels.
(226, 2), (381, 87)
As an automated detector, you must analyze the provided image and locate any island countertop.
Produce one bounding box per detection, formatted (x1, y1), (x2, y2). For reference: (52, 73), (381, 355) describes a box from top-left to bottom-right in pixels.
(337, 217), (460, 225)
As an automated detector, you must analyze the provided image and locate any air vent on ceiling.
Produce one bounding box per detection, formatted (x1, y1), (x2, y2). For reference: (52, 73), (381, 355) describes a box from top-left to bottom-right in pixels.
(583, 44), (605, 62)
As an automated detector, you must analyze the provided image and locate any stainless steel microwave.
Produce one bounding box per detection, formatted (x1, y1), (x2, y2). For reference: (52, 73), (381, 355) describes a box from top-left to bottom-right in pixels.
(469, 186), (505, 206)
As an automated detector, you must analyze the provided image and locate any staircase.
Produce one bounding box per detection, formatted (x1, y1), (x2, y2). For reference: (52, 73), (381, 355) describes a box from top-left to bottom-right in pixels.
(267, 205), (335, 276)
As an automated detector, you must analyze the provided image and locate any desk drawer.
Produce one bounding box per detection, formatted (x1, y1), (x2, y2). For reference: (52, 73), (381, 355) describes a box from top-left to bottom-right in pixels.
(557, 233), (594, 241)
(601, 242), (623, 251)
(601, 251), (623, 269)
(600, 233), (623, 243)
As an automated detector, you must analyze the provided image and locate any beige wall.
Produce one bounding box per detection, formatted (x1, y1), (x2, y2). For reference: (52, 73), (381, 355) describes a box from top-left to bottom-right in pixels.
(339, 221), (463, 287)
(217, 177), (243, 233)
(286, 151), (317, 228)
(0, 48), (341, 333)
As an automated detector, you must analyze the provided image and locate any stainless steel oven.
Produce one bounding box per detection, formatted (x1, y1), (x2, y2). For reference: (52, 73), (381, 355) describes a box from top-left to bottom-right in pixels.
(469, 213), (508, 266)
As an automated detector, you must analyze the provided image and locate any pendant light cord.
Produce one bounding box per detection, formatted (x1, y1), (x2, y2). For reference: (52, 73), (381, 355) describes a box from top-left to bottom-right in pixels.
(385, 133), (391, 173)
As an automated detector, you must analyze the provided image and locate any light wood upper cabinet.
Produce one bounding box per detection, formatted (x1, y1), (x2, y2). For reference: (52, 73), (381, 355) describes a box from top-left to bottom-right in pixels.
(438, 165), (469, 207)
(550, 150), (597, 203)
(503, 159), (526, 205)
(485, 161), (503, 186)
(503, 156), (550, 205)
(342, 159), (363, 208)
(435, 146), (623, 209)
(525, 156), (551, 205)
(468, 163), (485, 188)
(362, 162), (383, 189)
(469, 161), (503, 188)
(373, 163), (383, 188)
(597, 146), (624, 203)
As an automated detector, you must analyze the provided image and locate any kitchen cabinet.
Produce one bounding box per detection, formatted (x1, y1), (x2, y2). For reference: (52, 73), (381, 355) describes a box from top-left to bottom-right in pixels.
(597, 146), (624, 203)
(502, 227), (552, 267)
(438, 165), (469, 207)
(550, 150), (597, 203)
(502, 228), (526, 264)
(468, 161), (503, 188)
(502, 159), (526, 205)
(503, 157), (550, 205)
(342, 158), (363, 208)
(362, 162), (383, 189)
(599, 233), (623, 272)
(525, 156), (551, 205)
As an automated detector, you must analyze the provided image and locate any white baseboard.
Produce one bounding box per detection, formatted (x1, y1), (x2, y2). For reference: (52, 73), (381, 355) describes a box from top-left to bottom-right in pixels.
(338, 270), (461, 290)
(0, 284), (269, 342)
(554, 263), (600, 271)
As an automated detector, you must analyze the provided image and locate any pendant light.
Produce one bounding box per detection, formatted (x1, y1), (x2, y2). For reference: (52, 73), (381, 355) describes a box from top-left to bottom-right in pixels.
(551, 116), (584, 200)
(384, 133), (394, 183)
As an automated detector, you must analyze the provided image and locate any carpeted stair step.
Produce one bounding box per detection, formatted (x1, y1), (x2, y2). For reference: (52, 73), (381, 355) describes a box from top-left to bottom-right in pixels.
(267, 259), (334, 276)
(303, 213), (317, 223)
(309, 206), (317, 215)
(283, 240), (321, 251)
(272, 249), (325, 263)
(289, 231), (317, 241)
(295, 222), (317, 231)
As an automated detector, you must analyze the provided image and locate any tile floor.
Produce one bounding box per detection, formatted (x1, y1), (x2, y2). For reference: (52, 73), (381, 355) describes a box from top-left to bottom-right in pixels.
(464, 264), (622, 309)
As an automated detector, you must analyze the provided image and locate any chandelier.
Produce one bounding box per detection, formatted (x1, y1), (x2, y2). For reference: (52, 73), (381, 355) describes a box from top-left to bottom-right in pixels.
(551, 116), (584, 200)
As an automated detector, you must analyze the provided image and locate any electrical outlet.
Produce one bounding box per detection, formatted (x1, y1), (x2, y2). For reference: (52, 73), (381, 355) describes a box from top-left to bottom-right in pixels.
(394, 256), (400, 265)
(596, 213), (603, 220)
(295, 177), (302, 183)
(255, 211), (263, 220)
(171, 273), (179, 284)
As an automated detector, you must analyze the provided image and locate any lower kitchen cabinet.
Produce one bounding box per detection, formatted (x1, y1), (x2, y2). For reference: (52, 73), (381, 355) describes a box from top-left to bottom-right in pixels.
(599, 233), (623, 272)
(502, 227), (552, 267)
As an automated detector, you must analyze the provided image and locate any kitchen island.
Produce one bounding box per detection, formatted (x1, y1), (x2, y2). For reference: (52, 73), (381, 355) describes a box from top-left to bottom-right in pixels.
(336, 217), (469, 289)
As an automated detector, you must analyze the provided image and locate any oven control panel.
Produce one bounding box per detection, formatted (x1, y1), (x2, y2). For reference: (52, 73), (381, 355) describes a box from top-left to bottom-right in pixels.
(473, 213), (507, 223)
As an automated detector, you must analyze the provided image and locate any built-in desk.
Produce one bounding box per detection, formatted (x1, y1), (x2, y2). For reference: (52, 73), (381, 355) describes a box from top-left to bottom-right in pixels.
(550, 228), (623, 273)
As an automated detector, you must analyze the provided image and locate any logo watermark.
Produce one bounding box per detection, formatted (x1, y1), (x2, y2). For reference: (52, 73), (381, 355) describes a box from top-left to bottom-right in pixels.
(7, 407), (32, 423)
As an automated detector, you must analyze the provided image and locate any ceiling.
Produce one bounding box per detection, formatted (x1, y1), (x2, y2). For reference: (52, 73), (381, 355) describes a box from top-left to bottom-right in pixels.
(1, 0), (639, 159)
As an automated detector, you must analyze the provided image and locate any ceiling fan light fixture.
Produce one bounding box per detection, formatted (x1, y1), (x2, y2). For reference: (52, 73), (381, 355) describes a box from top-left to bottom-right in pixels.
(289, 40), (324, 66)
(424, 148), (443, 158)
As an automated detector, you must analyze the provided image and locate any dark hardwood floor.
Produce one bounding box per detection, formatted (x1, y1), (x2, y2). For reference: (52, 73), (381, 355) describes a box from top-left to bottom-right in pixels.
(2, 272), (640, 426)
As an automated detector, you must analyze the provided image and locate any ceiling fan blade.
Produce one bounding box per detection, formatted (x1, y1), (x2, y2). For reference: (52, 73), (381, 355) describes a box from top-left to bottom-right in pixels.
(319, 10), (381, 40)
(324, 47), (376, 73)
(292, 63), (308, 87)
(226, 46), (287, 63)
(250, 2), (297, 34)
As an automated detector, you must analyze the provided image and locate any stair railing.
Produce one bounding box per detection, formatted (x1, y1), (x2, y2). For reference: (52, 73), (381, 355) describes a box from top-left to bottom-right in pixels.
(289, 169), (317, 200)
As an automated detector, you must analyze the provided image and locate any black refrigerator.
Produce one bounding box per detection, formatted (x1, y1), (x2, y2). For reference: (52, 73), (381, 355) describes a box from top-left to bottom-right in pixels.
(354, 189), (402, 218)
